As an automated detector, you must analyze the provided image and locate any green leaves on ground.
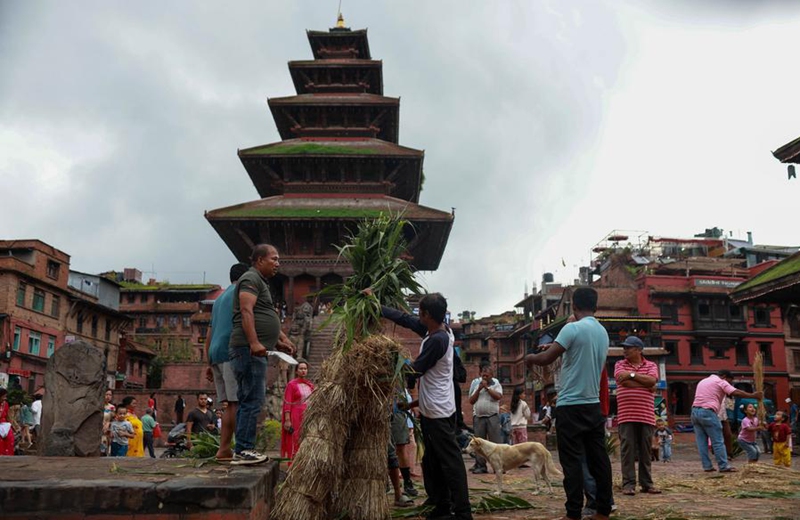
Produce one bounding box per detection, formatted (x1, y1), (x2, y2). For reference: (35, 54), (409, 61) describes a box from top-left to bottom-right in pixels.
(188, 431), (222, 459)
(390, 493), (534, 517)
(186, 420), (280, 459)
(472, 493), (534, 513)
(729, 490), (800, 499)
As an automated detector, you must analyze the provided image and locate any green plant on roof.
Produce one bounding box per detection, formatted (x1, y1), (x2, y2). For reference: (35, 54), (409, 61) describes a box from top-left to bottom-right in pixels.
(242, 143), (381, 156)
(119, 281), (215, 291)
(220, 207), (389, 219)
(735, 254), (800, 292)
(319, 213), (421, 352)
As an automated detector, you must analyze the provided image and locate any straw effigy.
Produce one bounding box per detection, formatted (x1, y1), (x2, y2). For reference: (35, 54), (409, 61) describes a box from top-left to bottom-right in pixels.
(753, 351), (766, 424)
(271, 215), (419, 520)
(271, 336), (403, 520)
(334, 426), (391, 519)
(333, 335), (402, 520)
(269, 379), (352, 520)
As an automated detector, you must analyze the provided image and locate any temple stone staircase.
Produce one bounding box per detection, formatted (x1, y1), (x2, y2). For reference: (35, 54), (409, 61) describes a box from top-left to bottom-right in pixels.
(306, 315), (338, 380)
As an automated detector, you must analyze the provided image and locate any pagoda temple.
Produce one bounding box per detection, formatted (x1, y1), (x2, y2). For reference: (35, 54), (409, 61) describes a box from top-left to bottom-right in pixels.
(206, 16), (454, 311)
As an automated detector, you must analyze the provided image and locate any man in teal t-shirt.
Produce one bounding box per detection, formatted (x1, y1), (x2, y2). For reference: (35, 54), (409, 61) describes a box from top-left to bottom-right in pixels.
(205, 262), (249, 461)
(525, 287), (613, 520)
(141, 408), (157, 458)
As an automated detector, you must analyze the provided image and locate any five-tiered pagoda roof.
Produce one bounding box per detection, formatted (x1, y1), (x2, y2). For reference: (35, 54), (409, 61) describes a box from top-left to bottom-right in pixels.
(206, 16), (453, 309)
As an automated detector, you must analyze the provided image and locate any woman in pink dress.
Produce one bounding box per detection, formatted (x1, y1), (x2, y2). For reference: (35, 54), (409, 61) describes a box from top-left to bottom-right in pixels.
(281, 360), (313, 461)
(0, 388), (15, 456)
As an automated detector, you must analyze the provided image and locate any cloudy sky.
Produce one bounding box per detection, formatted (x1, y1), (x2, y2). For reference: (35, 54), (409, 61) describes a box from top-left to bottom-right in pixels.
(2, 1), (799, 317)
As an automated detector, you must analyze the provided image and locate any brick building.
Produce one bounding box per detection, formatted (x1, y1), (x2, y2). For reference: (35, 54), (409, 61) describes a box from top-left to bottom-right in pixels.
(584, 231), (795, 424)
(0, 240), (126, 392)
(460, 229), (797, 426)
(65, 270), (130, 389)
(732, 251), (800, 404)
(116, 334), (156, 389)
(109, 269), (221, 363)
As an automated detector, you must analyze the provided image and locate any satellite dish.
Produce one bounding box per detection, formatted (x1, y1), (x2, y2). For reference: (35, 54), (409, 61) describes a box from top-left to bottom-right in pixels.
(789, 164), (796, 180)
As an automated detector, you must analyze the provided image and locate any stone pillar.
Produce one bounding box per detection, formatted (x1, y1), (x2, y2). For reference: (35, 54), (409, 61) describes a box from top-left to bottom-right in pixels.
(40, 341), (106, 456)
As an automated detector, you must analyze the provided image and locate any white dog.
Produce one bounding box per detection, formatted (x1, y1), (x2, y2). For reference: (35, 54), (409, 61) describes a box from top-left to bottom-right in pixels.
(465, 436), (563, 495)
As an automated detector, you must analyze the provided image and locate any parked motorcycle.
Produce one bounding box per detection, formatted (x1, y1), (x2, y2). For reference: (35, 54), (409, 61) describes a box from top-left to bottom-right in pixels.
(159, 423), (189, 458)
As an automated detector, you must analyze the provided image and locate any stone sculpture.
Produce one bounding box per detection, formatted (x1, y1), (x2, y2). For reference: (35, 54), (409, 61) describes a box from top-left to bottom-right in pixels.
(40, 341), (106, 456)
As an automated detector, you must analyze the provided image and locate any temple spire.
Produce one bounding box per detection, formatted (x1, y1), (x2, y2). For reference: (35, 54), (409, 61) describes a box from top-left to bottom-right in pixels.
(336, 12), (346, 29)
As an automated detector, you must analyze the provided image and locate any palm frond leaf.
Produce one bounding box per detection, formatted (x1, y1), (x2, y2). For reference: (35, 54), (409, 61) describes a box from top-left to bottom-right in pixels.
(318, 214), (423, 352)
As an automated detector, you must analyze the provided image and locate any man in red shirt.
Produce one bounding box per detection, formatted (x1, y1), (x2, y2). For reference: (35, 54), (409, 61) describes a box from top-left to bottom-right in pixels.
(614, 336), (660, 496)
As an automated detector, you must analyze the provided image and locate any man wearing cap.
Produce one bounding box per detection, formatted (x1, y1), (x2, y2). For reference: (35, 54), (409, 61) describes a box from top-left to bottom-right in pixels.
(614, 336), (660, 495)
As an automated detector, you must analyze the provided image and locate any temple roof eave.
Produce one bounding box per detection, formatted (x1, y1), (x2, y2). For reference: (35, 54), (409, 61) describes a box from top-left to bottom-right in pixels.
(307, 29), (371, 60)
(205, 195), (452, 221)
(268, 93), (399, 106)
(205, 195), (452, 271)
(238, 138), (422, 158)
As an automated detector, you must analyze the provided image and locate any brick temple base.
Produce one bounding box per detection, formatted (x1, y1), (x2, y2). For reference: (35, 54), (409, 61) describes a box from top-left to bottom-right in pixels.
(0, 456), (279, 520)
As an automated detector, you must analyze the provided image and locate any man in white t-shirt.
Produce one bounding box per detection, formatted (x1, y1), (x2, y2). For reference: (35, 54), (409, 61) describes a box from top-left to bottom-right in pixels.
(468, 363), (502, 474)
(30, 395), (43, 438)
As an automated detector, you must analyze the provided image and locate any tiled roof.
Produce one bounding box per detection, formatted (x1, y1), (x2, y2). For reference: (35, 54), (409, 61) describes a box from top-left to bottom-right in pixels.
(239, 138), (422, 158)
(652, 257), (749, 277)
(289, 59), (381, 68)
(773, 135), (800, 163)
(206, 195), (452, 221)
(268, 93), (398, 106)
(126, 340), (156, 357)
(731, 251), (800, 301)
(307, 29), (370, 60)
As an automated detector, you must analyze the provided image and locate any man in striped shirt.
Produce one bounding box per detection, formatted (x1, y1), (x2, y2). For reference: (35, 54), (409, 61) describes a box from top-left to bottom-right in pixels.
(614, 336), (660, 495)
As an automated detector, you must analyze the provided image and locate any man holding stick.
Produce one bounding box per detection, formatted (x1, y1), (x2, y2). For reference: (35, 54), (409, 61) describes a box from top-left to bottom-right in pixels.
(691, 370), (762, 473)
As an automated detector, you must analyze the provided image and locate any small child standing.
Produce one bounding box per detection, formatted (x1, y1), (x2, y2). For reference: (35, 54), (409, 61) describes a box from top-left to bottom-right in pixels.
(655, 418), (673, 463)
(737, 403), (763, 463)
(110, 406), (135, 457)
(768, 411), (792, 468)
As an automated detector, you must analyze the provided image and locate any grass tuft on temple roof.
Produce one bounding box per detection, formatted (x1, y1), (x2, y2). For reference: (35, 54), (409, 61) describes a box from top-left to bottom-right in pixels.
(241, 143), (381, 156)
(218, 207), (389, 219)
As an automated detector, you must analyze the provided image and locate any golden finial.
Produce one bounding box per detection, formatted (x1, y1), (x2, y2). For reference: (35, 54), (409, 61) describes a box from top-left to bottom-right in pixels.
(336, 12), (346, 28)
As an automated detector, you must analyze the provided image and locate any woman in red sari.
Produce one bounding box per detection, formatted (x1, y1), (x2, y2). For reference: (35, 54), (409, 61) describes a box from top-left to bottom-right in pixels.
(281, 360), (313, 461)
(0, 388), (15, 456)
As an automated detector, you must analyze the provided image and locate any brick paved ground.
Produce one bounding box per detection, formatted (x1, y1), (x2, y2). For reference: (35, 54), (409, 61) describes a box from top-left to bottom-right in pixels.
(379, 438), (800, 520)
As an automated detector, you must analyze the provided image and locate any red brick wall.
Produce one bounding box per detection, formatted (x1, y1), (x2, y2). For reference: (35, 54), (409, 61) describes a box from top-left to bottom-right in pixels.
(161, 362), (215, 393)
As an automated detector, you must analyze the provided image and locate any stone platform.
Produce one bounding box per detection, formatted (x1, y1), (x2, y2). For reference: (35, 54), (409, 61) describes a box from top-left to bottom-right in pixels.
(0, 456), (279, 520)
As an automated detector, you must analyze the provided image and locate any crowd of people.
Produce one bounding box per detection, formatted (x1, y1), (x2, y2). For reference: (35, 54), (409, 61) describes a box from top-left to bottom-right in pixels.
(0, 389), (42, 456)
(101, 391), (160, 458)
(3, 244), (799, 520)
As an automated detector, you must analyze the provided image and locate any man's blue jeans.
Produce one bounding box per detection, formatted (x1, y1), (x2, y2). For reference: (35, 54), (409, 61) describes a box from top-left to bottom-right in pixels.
(691, 406), (731, 470)
(229, 346), (267, 453)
